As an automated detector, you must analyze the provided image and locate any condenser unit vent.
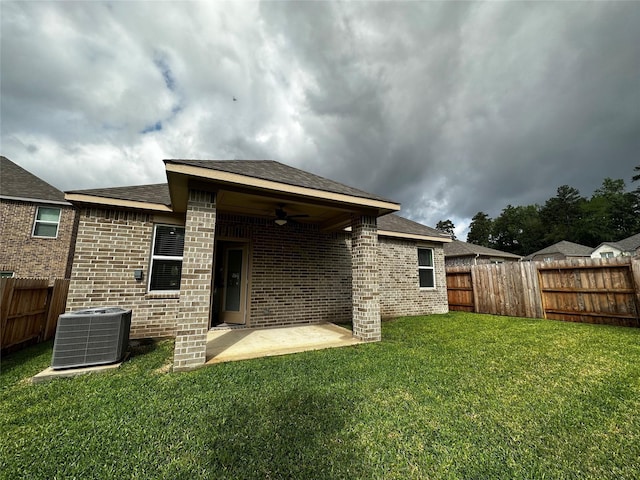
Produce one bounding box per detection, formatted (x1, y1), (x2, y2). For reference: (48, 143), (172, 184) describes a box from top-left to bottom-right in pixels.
(51, 307), (132, 370)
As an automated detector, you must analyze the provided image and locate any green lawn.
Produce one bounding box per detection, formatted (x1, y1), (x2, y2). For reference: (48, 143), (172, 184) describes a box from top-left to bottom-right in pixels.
(1, 312), (639, 479)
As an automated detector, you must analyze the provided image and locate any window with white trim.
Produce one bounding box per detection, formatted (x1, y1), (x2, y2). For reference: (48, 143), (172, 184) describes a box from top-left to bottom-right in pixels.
(32, 206), (61, 238)
(418, 247), (435, 288)
(600, 251), (614, 259)
(1, 271), (15, 278)
(149, 225), (185, 291)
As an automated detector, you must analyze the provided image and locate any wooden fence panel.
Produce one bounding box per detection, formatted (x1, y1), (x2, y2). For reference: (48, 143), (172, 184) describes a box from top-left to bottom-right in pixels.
(0, 278), (71, 352)
(445, 257), (637, 326)
(44, 279), (71, 341)
(445, 267), (474, 311)
(538, 257), (640, 327)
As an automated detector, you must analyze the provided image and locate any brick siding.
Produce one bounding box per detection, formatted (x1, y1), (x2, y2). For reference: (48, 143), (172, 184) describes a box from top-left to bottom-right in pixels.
(0, 199), (77, 282)
(174, 190), (217, 371)
(66, 207), (448, 346)
(66, 208), (181, 339)
(216, 213), (353, 327)
(378, 237), (449, 317)
(351, 215), (381, 341)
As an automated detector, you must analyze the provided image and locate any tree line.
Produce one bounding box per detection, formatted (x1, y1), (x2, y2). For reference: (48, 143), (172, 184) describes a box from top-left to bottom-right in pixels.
(436, 165), (640, 256)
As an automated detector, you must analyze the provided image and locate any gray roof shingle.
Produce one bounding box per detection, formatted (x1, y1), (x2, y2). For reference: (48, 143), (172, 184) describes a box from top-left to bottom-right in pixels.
(444, 240), (522, 259)
(378, 213), (450, 240)
(600, 232), (640, 253)
(165, 159), (396, 204)
(67, 183), (171, 206)
(527, 240), (593, 258)
(1, 156), (67, 203)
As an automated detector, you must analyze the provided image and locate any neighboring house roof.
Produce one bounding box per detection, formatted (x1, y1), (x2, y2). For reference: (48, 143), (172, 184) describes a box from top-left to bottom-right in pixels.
(444, 240), (521, 259)
(526, 240), (592, 260)
(595, 232), (640, 254)
(0, 156), (69, 204)
(377, 214), (451, 243)
(165, 159), (394, 203)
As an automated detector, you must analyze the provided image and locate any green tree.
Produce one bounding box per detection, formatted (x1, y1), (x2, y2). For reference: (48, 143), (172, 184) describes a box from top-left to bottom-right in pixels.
(466, 212), (493, 247)
(539, 185), (585, 244)
(436, 219), (456, 239)
(590, 178), (638, 239)
(491, 205), (544, 256)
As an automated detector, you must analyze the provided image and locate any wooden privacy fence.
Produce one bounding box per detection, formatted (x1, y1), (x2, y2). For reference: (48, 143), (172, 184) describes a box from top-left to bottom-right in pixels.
(446, 257), (640, 327)
(1, 278), (70, 353)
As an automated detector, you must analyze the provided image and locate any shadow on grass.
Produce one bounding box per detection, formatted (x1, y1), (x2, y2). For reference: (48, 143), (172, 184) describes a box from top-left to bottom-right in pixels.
(0, 339), (53, 383)
(205, 387), (368, 479)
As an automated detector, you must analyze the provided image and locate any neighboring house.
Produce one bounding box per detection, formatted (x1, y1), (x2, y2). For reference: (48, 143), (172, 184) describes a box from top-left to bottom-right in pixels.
(0, 156), (77, 281)
(591, 233), (640, 259)
(525, 240), (593, 262)
(64, 159), (451, 371)
(443, 240), (522, 266)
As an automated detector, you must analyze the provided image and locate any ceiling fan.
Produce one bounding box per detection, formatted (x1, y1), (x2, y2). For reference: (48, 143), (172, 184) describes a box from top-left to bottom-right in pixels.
(274, 204), (309, 226)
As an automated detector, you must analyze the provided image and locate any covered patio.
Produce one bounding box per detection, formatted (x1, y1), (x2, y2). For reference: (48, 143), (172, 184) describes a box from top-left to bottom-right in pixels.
(205, 323), (362, 364)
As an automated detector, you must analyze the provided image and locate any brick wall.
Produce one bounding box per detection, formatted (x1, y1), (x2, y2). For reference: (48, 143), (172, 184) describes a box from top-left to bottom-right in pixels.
(216, 213), (353, 327)
(351, 215), (381, 341)
(0, 199), (77, 282)
(378, 237), (449, 317)
(66, 207), (181, 338)
(66, 206), (449, 342)
(174, 190), (216, 371)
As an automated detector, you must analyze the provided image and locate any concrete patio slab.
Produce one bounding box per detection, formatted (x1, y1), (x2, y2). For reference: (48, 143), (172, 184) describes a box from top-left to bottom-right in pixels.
(205, 323), (362, 364)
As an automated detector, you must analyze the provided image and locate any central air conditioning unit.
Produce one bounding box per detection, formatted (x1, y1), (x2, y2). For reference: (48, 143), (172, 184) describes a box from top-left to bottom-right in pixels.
(51, 307), (132, 370)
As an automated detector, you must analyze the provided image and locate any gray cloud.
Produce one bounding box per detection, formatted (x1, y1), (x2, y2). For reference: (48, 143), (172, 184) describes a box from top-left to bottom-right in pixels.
(1, 1), (638, 238)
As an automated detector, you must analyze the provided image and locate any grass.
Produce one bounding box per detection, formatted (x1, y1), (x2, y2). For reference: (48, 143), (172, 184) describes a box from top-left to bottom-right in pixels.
(1, 312), (639, 479)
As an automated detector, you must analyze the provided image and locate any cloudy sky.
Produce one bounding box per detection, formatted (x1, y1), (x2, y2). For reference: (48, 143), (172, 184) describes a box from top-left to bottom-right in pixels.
(2, 1), (639, 237)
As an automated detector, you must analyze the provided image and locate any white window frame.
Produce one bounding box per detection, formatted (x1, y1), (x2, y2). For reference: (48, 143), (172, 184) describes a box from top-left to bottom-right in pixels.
(600, 251), (614, 259)
(148, 224), (185, 293)
(1, 271), (15, 278)
(418, 247), (436, 290)
(32, 206), (61, 238)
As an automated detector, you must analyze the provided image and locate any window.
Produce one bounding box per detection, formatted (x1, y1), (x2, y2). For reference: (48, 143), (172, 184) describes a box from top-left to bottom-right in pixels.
(32, 207), (61, 238)
(418, 248), (435, 288)
(600, 251), (614, 259)
(1, 271), (15, 278)
(149, 225), (185, 291)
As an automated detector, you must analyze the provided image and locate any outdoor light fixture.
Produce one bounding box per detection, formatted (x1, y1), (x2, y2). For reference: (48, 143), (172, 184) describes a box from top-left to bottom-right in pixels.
(275, 218), (287, 226)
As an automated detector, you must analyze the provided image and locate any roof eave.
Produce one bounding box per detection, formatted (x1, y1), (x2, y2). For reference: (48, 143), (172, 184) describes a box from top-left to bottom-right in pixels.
(64, 193), (173, 212)
(0, 194), (72, 206)
(164, 161), (401, 214)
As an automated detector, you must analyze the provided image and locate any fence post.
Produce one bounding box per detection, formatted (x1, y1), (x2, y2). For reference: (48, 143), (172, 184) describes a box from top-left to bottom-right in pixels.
(631, 257), (640, 319)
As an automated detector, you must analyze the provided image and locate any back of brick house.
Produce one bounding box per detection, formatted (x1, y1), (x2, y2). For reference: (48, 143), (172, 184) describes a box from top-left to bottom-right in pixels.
(64, 159), (451, 370)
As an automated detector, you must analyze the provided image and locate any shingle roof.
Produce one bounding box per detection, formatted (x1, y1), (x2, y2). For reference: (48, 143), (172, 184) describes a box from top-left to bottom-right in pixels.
(599, 232), (640, 253)
(528, 240), (593, 258)
(444, 240), (522, 259)
(165, 159), (396, 204)
(66, 183), (171, 206)
(378, 213), (450, 240)
(0, 156), (67, 203)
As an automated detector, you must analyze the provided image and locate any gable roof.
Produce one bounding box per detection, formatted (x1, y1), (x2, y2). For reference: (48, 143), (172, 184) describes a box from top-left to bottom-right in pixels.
(595, 232), (640, 253)
(527, 240), (593, 259)
(444, 240), (521, 259)
(67, 183), (171, 206)
(0, 156), (68, 204)
(164, 159), (394, 203)
(377, 214), (451, 243)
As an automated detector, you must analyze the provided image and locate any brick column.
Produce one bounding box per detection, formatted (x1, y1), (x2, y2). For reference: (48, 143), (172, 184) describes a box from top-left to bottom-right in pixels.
(351, 215), (381, 341)
(173, 190), (216, 371)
